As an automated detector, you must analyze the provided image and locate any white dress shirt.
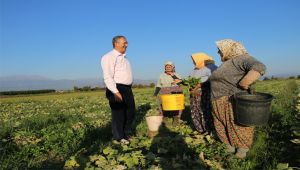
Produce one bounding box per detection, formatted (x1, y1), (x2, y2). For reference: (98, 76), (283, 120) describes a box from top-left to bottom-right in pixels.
(101, 49), (133, 93)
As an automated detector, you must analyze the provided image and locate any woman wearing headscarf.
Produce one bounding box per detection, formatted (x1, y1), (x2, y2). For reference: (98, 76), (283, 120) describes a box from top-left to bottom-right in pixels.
(189, 53), (218, 135)
(210, 39), (266, 158)
(154, 61), (183, 126)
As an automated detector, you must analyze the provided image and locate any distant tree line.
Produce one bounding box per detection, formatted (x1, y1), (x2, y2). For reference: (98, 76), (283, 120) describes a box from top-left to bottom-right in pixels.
(0, 89), (56, 95)
(73, 86), (105, 91)
(0, 83), (157, 95)
(263, 75), (300, 81)
(132, 83), (155, 88)
(73, 83), (156, 92)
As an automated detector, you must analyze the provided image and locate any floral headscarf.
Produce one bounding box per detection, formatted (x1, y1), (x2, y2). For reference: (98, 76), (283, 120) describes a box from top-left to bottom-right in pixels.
(191, 53), (213, 69)
(216, 39), (247, 61)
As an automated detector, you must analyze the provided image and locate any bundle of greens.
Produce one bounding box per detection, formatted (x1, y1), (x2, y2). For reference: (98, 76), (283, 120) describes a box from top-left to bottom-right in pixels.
(182, 77), (202, 89)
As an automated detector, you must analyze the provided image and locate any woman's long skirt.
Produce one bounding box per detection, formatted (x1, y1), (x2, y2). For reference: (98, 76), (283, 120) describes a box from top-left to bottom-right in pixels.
(211, 96), (254, 149)
(190, 87), (213, 134)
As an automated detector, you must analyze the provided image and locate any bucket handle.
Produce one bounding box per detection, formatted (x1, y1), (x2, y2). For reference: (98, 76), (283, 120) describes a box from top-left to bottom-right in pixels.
(247, 85), (255, 94)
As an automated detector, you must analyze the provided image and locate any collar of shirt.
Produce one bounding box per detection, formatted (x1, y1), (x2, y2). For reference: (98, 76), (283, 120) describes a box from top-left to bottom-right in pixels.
(113, 49), (126, 58)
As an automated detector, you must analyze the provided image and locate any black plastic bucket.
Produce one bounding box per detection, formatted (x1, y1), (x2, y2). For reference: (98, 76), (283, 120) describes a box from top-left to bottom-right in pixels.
(234, 92), (274, 126)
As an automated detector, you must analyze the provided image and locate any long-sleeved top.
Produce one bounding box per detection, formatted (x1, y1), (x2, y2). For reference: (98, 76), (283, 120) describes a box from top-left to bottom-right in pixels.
(210, 54), (266, 100)
(101, 49), (133, 93)
(156, 72), (182, 88)
(190, 64), (218, 83)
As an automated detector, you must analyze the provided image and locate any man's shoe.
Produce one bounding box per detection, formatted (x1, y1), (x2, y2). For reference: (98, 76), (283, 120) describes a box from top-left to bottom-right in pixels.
(120, 139), (130, 145)
(112, 139), (130, 145)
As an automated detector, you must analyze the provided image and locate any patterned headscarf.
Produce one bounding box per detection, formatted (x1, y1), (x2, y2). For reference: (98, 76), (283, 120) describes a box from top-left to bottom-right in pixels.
(216, 39), (247, 61)
(191, 53), (213, 69)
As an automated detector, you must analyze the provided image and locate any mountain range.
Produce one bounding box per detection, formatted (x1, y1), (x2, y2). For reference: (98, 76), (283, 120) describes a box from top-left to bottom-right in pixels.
(0, 75), (155, 91)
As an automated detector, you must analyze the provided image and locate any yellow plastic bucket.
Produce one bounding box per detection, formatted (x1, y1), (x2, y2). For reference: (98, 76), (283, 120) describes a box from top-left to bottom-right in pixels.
(160, 94), (185, 111)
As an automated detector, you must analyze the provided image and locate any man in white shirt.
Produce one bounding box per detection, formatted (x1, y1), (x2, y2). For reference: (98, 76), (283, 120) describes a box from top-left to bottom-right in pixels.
(101, 35), (136, 144)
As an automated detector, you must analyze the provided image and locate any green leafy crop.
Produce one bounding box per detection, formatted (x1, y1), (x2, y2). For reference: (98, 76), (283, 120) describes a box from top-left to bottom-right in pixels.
(182, 77), (201, 89)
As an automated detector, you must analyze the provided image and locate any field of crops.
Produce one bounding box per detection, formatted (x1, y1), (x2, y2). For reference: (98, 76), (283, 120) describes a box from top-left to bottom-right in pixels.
(0, 79), (299, 169)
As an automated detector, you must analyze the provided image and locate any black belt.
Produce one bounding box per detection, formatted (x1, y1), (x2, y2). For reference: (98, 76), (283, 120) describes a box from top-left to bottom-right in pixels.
(116, 83), (132, 88)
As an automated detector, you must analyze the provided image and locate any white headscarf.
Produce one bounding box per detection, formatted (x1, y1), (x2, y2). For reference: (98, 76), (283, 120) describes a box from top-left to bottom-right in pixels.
(164, 61), (175, 73)
(164, 61), (174, 67)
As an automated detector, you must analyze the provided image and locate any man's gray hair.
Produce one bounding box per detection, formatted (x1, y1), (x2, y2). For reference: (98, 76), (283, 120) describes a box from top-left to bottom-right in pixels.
(112, 35), (126, 47)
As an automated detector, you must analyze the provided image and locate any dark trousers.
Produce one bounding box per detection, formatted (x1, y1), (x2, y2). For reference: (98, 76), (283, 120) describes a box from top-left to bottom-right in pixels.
(106, 84), (136, 140)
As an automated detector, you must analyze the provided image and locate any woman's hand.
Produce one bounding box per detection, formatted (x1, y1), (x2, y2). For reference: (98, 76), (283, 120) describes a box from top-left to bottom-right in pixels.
(239, 70), (261, 89)
(172, 79), (182, 85)
(190, 86), (200, 97)
(174, 79), (182, 84)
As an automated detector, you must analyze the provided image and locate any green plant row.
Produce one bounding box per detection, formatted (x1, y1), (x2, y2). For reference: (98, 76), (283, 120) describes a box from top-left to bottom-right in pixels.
(0, 81), (299, 169)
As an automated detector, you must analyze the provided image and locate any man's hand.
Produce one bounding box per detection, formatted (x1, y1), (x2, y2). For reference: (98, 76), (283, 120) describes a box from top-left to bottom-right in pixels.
(114, 92), (123, 102)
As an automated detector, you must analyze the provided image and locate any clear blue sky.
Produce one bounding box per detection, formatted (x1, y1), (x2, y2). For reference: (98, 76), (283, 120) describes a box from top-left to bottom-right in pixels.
(1, 0), (300, 80)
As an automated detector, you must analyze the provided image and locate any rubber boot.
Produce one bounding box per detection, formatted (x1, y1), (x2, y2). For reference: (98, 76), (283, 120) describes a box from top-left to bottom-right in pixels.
(225, 144), (236, 153)
(235, 148), (249, 159)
